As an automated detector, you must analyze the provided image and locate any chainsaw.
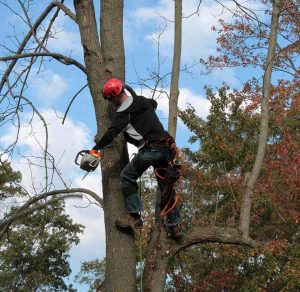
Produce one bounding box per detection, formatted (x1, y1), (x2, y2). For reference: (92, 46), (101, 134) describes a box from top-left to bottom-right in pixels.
(75, 149), (101, 180)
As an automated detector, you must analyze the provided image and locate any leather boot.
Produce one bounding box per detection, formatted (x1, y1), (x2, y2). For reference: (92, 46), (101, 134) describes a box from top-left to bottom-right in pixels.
(115, 214), (143, 233)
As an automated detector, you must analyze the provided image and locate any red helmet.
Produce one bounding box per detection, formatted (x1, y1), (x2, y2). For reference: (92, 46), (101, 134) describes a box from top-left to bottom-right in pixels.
(102, 78), (124, 99)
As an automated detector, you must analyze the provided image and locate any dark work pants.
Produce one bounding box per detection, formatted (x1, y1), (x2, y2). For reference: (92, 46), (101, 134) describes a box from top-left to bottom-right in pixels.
(120, 147), (181, 226)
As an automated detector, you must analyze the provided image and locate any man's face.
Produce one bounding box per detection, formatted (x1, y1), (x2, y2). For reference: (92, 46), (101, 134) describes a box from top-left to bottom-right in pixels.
(108, 95), (122, 107)
(108, 92), (125, 107)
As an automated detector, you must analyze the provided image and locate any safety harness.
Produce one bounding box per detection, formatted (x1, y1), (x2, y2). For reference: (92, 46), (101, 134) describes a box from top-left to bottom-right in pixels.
(153, 138), (185, 217)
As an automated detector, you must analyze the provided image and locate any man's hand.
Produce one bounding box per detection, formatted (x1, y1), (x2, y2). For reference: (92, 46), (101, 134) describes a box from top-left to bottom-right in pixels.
(90, 149), (101, 158)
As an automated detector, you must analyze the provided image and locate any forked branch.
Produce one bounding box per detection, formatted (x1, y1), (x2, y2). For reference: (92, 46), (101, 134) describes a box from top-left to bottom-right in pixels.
(52, 0), (77, 23)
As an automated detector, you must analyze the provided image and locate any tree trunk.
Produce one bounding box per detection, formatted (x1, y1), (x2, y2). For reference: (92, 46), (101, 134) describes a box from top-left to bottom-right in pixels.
(143, 2), (183, 290)
(143, 225), (170, 292)
(74, 1), (136, 291)
(100, 1), (136, 290)
(168, 0), (182, 138)
(142, 225), (255, 291)
(239, 0), (283, 238)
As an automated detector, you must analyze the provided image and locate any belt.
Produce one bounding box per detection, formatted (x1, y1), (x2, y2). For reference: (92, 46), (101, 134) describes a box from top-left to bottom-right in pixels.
(148, 143), (169, 150)
(140, 140), (168, 151)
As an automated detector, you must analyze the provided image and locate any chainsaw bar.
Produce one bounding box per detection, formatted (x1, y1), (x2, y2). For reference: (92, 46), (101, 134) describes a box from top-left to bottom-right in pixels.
(82, 171), (90, 181)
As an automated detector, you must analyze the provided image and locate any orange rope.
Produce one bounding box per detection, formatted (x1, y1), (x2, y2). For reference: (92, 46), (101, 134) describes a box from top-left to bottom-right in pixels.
(155, 145), (185, 217)
(160, 193), (180, 216)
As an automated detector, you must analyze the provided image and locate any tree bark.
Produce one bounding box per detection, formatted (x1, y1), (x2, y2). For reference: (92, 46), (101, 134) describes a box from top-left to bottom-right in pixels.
(168, 0), (182, 138)
(239, 0), (283, 238)
(143, 225), (170, 292)
(142, 226), (255, 291)
(74, 1), (136, 291)
(100, 0), (136, 291)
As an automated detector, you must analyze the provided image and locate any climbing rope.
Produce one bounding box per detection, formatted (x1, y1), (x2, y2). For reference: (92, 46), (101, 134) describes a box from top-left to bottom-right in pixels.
(154, 145), (185, 217)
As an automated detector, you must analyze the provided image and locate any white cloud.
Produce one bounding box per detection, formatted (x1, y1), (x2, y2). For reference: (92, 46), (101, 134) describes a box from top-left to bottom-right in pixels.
(137, 87), (211, 120)
(158, 87), (210, 119)
(46, 13), (83, 57)
(29, 70), (69, 102)
(65, 196), (105, 261)
(211, 67), (240, 87)
(5, 110), (100, 193)
(132, 0), (237, 62)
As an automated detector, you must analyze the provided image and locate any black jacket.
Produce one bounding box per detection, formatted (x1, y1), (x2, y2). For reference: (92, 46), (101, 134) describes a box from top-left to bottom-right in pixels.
(94, 95), (171, 150)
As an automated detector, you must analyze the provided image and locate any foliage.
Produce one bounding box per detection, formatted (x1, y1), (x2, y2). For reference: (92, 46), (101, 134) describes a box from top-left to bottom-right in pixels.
(168, 79), (300, 290)
(0, 161), (24, 200)
(201, 0), (299, 76)
(163, 1), (300, 287)
(0, 161), (84, 291)
(74, 259), (105, 291)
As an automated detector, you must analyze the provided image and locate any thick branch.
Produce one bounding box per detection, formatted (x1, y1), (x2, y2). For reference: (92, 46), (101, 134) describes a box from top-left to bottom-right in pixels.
(172, 227), (255, 255)
(0, 194), (83, 228)
(53, 0), (77, 23)
(168, 0), (182, 138)
(239, 0), (283, 238)
(0, 52), (86, 73)
(0, 188), (103, 238)
(74, 0), (104, 129)
(142, 225), (255, 291)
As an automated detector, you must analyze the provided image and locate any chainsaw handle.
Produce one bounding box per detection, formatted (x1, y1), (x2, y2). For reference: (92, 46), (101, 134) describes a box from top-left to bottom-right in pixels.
(74, 150), (90, 165)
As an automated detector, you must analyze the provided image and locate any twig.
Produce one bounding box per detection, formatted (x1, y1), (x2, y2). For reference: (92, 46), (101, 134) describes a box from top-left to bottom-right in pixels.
(62, 84), (88, 124)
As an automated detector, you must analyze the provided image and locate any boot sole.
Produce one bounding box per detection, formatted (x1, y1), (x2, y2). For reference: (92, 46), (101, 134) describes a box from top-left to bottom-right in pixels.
(115, 220), (143, 231)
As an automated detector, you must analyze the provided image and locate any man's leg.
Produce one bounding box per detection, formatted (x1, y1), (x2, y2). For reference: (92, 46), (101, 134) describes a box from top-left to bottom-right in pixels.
(116, 152), (151, 231)
(120, 152), (151, 213)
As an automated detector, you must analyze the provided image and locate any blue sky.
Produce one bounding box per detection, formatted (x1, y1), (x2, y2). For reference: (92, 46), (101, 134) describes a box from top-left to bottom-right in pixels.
(0, 0), (269, 290)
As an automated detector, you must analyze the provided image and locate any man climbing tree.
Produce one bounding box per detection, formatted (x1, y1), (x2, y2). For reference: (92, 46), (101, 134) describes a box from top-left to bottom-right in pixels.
(0, 0), (295, 290)
(88, 78), (182, 238)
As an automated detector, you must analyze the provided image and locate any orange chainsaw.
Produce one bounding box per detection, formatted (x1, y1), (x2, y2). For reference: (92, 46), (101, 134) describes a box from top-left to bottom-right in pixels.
(75, 150), (101, 180)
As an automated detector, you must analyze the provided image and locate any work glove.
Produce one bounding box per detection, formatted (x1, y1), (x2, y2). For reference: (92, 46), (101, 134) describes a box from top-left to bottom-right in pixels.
(90, 149), (101, 158)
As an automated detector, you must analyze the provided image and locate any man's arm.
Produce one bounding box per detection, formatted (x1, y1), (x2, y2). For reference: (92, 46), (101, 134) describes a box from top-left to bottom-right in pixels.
(93, 113), (129, 150)
(147, 98), (158, 110)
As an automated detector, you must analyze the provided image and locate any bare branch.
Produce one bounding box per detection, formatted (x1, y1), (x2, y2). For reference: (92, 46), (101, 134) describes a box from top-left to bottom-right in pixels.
(0, 52), (86, 73)
(6, 89), (50, 192)
(239, 0), (283, 238)
(168, 0), (182, 138)
(1, 194), (83, 228)
(0, 2), (56, 92)
(53, 0), (77, 23)
(0, 188), (103, 238)
(183, 0), (203, 18)
(62, 84), (88, 124)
